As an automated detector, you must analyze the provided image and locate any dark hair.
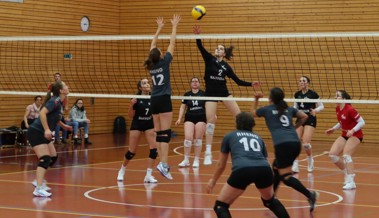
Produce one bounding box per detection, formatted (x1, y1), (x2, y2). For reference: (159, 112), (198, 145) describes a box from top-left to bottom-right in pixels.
(338, 90), (351, 100)
(43, 80), (64, 107)
(34, 95), (42, 101)
(236, 112), (255, 131)
(144, 48), (161, 70)
(73, 98), (85, 112)
(221, 45), (234, 61)
(302, 76), (311, 83)
(54, 72), (61, 77)
(136, 79), (143, 95)
(269, 87), (288, 116)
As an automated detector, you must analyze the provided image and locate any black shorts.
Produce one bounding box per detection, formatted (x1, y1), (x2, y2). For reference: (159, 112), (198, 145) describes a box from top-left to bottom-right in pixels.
(227, 166), (273, 190)
(274, 141), (301, 169)
(130, 120), (154, 132)
(297, 115), (317, 128)
(150, 95), (172, 114)
(342, 136), (363, 142)
(184, 113), (206, 124)
(205, 90), (230, 102)
(27, 127), (52, 147)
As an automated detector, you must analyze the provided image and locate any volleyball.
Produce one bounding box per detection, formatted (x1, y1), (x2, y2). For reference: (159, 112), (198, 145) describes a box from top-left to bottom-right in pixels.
(192, 5), (206, 20)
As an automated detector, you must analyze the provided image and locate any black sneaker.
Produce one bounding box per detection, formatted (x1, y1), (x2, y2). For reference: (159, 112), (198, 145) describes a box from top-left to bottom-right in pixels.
(74, 138), (82, 145)
(61, 139), (68, 144)
(85, 138), (92, 145)
(308, 191), (319, 212)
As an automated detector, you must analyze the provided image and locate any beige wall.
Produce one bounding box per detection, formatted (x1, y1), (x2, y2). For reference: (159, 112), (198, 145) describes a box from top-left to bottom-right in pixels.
(0, 0), (378, 143)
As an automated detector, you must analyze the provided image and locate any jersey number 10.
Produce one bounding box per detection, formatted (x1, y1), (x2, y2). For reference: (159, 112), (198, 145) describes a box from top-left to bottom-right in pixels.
(239, 137), (261, 152)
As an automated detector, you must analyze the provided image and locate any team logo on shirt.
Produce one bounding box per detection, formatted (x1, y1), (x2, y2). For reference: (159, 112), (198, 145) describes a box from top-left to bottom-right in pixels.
(341, 114), (346, 119)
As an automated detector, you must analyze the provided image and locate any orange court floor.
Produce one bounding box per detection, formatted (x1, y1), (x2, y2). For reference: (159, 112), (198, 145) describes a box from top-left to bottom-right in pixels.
(0, 133), (378, 218)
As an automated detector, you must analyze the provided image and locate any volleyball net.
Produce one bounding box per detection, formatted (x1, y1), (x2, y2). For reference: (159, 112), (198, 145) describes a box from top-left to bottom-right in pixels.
(0, 32), (378, 104)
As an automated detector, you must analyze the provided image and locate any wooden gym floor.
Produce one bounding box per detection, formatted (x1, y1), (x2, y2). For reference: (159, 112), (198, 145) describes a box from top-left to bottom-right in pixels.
(0, 133), (378, 218)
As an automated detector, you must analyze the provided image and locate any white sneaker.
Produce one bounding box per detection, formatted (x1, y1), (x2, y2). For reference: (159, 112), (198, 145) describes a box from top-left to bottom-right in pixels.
(32, 179), (51, 191)
(292, 160), (299, 173)
(343, 181), (356, 190)
(307, 158), (314, 173)
(33, 187), (52, 197)
(144, 175), (158, 183)
(156, 163), (173, 180)
(178, 159), (190, 167)
(192, 159), (200, 168)
(117, 168), (125, 181)
(203, 153), (212, 165)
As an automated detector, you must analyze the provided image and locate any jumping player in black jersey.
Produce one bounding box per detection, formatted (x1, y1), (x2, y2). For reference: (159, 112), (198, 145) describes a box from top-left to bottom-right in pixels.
(207, 112), (289, 218)
(28, 81), (72, 197)
(292, 76), (324, 173)
(193, 25), (260, 166)
(117, 79), (158, 183)
(144, 15), (181, 180)
(175, 77), (206, 168)
(252, 88), (318, 212)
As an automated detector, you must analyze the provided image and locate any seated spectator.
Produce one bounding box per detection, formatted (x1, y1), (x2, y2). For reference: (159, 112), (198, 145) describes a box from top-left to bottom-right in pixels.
(22, 95), (43, 129)
(63, 117), (81, 145)
(69, 99), (92, 145)
(55, 116), (69, 145)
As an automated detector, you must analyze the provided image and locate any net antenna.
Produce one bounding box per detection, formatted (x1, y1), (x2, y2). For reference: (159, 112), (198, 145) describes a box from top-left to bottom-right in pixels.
(0, 32), (378, 104)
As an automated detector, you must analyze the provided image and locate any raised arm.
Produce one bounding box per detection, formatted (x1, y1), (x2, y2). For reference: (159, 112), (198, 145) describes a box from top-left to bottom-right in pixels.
(227, 67), (260, 87)
(167, 14), (181, 55)
(193, 25), (212, 60)
(251, 93), (263, 117)
(150, 17), (164, 51)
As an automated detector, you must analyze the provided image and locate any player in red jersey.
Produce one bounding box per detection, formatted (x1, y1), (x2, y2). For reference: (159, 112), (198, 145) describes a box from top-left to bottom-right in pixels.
(325, 90), (365, 190)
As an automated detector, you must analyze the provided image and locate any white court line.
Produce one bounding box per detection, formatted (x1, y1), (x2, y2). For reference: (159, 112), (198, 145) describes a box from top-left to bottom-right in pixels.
(84, 182), (343, 211)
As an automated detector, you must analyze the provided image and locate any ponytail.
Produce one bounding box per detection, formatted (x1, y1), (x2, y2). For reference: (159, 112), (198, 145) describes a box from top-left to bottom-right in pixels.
(269, 87), (288, 116)
(224, 45), (234, 61)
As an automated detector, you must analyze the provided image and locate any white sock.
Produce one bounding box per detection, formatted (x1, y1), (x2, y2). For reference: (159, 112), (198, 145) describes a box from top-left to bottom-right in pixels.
(184, 155), (189, 161)
(206, 144), (212, 153)
(120, 165), (126, 171)
(146, 168), (152, 177)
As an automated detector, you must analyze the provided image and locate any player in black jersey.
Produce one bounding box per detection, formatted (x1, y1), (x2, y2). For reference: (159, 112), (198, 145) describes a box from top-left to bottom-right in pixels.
(292, 76), (324, 173)
(144, 15), (181, 180)
(28, 81), (72, 197)
(117, 79), (158, 183)
(207, 112), (289, 218)
(175, 77), (206, 168)
(193, 25), (260, 166)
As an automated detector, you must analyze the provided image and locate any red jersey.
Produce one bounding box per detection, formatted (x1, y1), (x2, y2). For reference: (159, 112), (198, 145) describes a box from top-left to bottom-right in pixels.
(336, 104), (363, 138)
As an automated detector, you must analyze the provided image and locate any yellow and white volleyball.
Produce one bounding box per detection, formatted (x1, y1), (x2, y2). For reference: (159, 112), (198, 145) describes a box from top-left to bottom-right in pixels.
(192, 5), (206, 20)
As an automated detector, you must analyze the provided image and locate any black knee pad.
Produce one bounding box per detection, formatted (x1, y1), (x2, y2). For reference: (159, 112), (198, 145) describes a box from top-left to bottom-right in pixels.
(125, 151), (135, 160)
(156, 129), (172, 143)
(280, 172), (294, 185)
(49, 155), (58, 167)
(149, 148), (158, 159)
(38, 155), (51, 169)
(213, 200), (231, 218)
(261, 196), (290, 218)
